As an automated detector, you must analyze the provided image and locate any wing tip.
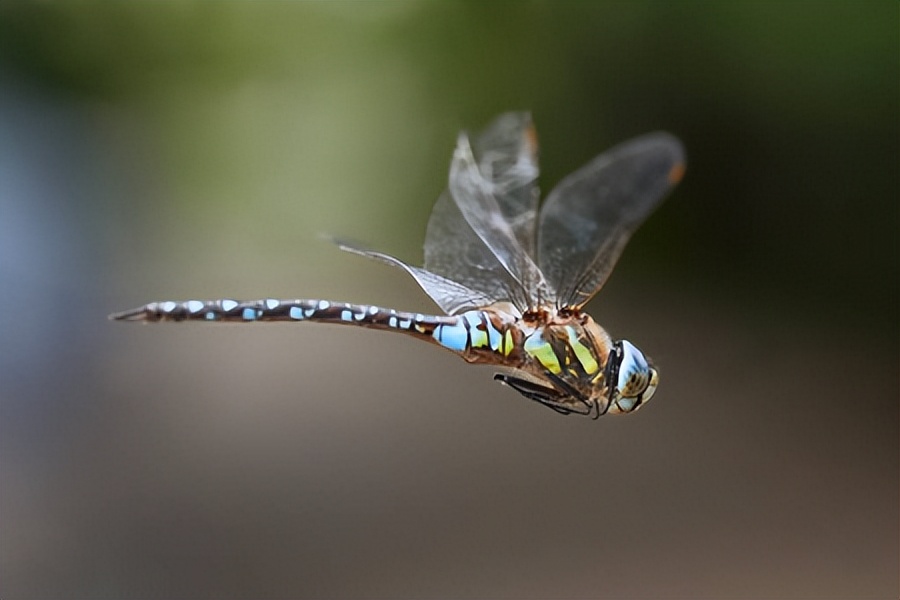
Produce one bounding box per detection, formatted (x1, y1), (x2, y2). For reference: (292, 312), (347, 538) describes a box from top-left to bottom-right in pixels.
(324, 234), (374, 258)
(631, 131), (687, 181)
(667, 160), (686, 185)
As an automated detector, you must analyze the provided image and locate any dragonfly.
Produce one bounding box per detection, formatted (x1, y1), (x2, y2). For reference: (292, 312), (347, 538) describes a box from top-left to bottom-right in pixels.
(112, 112), (685, 418)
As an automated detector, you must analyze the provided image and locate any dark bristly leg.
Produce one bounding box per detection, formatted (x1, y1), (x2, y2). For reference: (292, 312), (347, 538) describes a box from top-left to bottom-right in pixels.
(493, 373), (592, 416)
(544, 371), (597, 418)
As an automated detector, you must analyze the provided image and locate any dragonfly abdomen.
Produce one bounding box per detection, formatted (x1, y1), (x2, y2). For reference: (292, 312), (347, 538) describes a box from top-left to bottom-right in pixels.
(110, 299), (522, 362)
(110, 298), (449, 331)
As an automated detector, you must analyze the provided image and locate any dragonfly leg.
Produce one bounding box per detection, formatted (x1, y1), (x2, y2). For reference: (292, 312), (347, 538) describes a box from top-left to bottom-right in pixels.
(493, 373), (592, 416)
(544, 372), (599, 419)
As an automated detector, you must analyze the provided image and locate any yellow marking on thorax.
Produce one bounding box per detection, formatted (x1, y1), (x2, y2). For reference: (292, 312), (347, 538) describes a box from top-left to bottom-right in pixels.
(523, 330), (562, 374)
(566, 326), (600, 375)
(502, 329), (515, 357)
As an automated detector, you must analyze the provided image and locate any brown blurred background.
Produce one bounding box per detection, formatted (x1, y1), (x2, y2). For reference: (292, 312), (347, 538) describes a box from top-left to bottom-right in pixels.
(0, 2), (896, 599)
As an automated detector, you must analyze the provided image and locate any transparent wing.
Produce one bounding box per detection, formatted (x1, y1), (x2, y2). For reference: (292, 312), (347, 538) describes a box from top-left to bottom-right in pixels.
(335, 240), (496, 315)
(423, 189), (529, 311)
(537, 132), (685, 309)
(425, 113), (552, 311)
(469, 112), (541, 258)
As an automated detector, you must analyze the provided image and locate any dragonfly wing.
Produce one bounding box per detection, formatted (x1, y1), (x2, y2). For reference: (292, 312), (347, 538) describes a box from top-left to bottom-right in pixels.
(424, 189), (534, 311)
(469, 112), (541, 257)
(427, 117), (551, 311)
(335, 240), (495, 315)
(334, 112), (545, 314)
(537, 132), (685, 308)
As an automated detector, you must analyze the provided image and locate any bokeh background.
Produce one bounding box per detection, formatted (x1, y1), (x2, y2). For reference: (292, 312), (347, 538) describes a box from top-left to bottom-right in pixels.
(1, 2), (896, 599)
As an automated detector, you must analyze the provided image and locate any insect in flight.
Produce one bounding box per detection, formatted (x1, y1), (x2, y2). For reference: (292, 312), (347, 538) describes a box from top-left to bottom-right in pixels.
(112, 112), (685, 418)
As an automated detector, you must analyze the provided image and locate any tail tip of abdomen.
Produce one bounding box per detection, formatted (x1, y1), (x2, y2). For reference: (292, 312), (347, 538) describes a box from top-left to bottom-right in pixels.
(108, 304), (154, 322)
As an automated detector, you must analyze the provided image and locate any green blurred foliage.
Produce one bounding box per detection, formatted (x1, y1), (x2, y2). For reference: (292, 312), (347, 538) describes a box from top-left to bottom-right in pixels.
(1, 5), (897, 598)
(1, 0), (896, 330)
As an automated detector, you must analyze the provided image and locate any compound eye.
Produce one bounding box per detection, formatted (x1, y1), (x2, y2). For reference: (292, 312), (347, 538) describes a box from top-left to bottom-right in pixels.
(617, 341), (650, 396)
(611, 341), (658, 413)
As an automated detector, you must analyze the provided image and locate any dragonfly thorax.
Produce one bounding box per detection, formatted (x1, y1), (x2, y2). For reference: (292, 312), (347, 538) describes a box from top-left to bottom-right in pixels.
(515, 309), (658, 416)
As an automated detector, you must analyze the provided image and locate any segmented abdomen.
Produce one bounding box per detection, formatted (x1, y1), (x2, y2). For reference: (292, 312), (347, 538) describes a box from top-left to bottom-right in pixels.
(431, 309), (521, 362)
(112, 298), (450, 328)
(110, 299), (522, 363)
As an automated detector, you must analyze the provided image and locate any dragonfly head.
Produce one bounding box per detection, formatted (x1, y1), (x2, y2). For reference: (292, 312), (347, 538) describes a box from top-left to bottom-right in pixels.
(606, 340), (659, 414)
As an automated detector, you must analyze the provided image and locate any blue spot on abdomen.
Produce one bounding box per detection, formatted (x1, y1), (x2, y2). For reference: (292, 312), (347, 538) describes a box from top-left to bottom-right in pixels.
(433, 322), (468, 352)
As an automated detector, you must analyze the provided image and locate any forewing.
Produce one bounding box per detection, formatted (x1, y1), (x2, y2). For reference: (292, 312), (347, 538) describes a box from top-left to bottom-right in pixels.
(428, 123), (551, 311)
(423, 189), (533, 311)
(335, 240), (496, 315)
(470, 112), (541, 257)
(537, 132), (685, 308)
(334, 114), (545, 314)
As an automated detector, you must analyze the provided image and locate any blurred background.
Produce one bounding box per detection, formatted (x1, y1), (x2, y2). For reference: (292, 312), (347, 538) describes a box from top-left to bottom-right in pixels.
(0, 2), (896, 598)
